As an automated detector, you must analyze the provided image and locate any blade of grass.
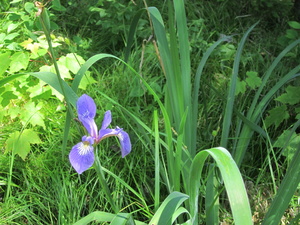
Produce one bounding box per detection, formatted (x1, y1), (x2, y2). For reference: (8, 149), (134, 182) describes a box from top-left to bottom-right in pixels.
(191, 36), (232, 152)
(189, 147), (252, 225)
(72, 211), (147, 225)
(220, 22), (259, 148)
(234, 69), (300, 166)
(148, 191), (189, 225)
(205, 164), (219, 225)
(153, 110), (160, 211)
(261, 144), (300, 225)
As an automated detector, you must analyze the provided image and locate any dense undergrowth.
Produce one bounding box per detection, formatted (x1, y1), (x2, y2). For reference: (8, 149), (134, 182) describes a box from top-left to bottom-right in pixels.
(0, 0), (300, 224)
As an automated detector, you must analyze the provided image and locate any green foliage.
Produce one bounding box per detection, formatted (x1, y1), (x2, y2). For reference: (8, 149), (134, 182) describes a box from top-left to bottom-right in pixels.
(274, 130), (300, 162)
(236, 71), (262, 95)
(278, 20), (300, 47)
(5, 129), (41, 160)
(265, 85), (300, 128)
(1, 0), (300, 224)
(265, 105), (289, 128)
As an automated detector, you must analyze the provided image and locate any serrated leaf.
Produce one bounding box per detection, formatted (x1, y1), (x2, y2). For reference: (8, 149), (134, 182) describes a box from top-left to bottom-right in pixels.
(28, 82), (52, 99)
(274, 130), (300, 161)
(19, 102), (45, 129)
(9, 52), (29, 73)
(275, 85), (300, 105)
(0, 52), (11, 76)
(245, 71), (261, 89)
(1, 91), (18, 107)
(288, 21), (300, 29)
(5, 129), (41, 160)
(265, 105), (289, 128)
(235, 79), (246, 95)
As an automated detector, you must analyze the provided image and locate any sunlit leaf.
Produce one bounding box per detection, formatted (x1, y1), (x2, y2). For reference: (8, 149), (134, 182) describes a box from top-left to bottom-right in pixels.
(9, 52), (29, 73)
(1, 91), (18, 107)
(5, 129), (41, 160)
(78, 72), (96, 90)
(0, 52), (11, 76)
(19, 102), (46, 129)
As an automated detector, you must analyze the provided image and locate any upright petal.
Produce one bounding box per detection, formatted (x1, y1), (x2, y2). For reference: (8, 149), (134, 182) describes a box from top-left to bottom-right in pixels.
(69, 136), (95, 174)
(100, 110), (112, 130)
(77, 94), (98, 138)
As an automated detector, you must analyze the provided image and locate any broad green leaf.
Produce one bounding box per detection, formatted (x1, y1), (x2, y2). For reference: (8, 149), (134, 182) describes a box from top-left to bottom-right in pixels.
(5, 129), (41, 160)
(285, 29), (298, 39)
(62, 53), (85, 74)
(149, 191), (189, 225)
(189, 147), (252, 225)
(235, 78), (246, 95)
(265, 105), (289, 128)
(19, 102), (45, 129)
(274, 130), (300, 161)
(7, 23), (19, 33)
(28, 81), (52, 99)
(276, 85), (300, 105)
(9, 52), (29, 73)
(288, 21), (300, 29)
(78, 72), (96, 90)
(245, 71), (262, 89)
(24, 2), (35, 13)
(4, 32), (19, 41)
(0, 52), (11, 76)
(72, 211), (146, 225)
(1, 91), (17, 107)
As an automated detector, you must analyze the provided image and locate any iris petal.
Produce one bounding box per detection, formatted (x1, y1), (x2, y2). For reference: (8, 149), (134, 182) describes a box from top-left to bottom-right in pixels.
(117, 130), (131, 157)
(69, 137), (94, 174)
(99, 127), (131, 158)
(77, 94), (98, 138)
(101, 110), (112, 130)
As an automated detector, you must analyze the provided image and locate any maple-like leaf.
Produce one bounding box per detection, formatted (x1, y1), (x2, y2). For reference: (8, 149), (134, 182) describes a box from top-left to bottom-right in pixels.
(19, 102), (46, 129)
(265, 105), (289, 128)
(276, 85), (300, 105)
(245, 71), (262, 89)
(5, 129), (41, 160)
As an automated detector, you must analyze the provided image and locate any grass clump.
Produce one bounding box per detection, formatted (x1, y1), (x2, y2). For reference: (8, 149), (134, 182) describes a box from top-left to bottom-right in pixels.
(1, 0), (300, 224)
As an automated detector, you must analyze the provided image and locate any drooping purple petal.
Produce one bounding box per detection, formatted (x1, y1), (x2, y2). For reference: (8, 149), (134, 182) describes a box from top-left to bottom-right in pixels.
(117, 129), (131, 157)
(77, 94), (98, 138)
(99, 127), (131, 158)
(69, 136), (95, 174)
(100, 110), (112, 130)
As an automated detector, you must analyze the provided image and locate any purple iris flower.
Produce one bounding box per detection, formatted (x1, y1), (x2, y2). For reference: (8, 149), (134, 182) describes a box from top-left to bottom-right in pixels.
(69, 94), (131, 174)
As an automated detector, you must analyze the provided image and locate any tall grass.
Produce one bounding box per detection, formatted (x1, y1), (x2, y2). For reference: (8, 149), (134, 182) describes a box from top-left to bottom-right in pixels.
(1, 0), (300, 224)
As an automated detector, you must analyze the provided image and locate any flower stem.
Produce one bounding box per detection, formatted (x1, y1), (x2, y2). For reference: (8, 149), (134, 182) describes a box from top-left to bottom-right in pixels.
(94, 147), (119, 213)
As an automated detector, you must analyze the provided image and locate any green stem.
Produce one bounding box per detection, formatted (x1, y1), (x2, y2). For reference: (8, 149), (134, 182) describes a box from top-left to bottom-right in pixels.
(38, 7), (74, 159)
(5, 151), (14, 200)
(94, 147), (119, 213)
